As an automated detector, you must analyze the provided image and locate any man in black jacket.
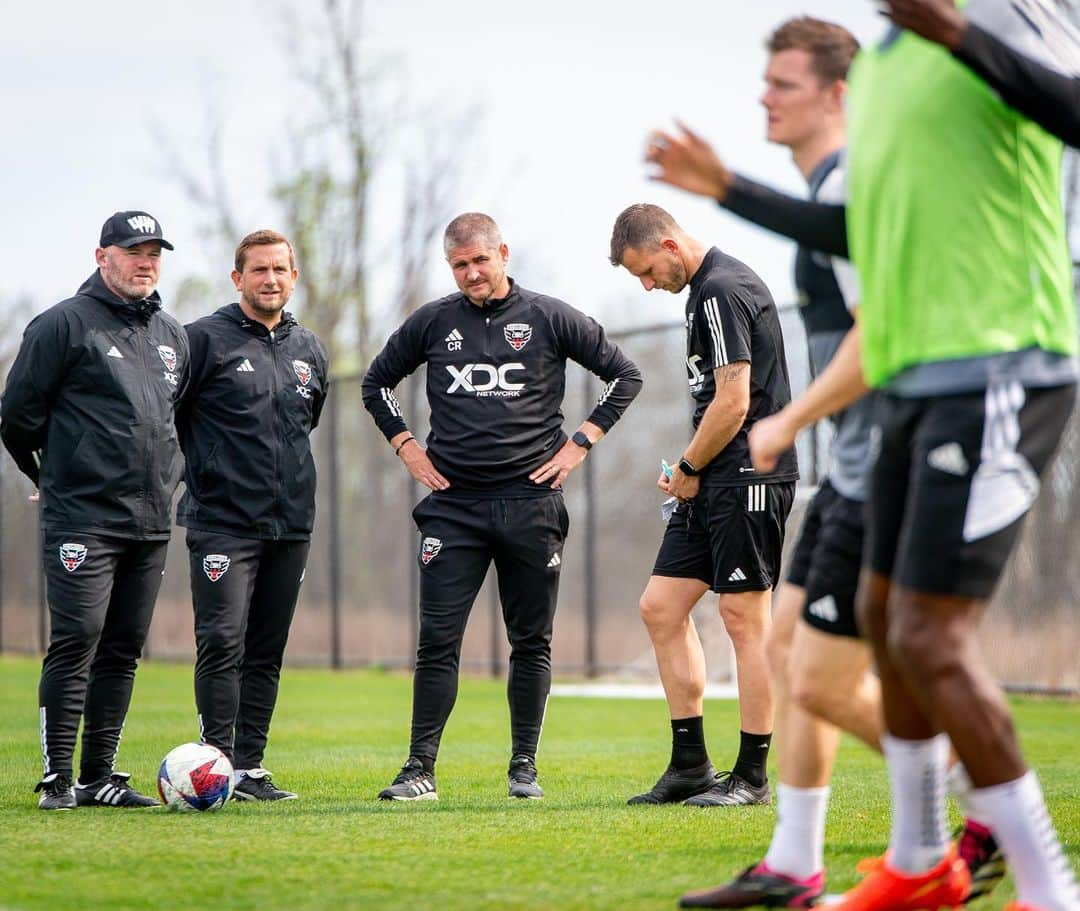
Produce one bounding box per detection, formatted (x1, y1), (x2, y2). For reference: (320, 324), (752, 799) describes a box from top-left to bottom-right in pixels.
(1, 210), (187, 810)
(177, 229), (329, 801)
(363, 212), (642, 801)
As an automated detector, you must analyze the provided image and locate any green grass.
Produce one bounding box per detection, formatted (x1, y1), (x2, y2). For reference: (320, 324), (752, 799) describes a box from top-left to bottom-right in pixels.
(0, 656), (1077, 910)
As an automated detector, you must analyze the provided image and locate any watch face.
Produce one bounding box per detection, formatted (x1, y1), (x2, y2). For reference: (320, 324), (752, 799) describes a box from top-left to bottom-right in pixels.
(572, 431), (592, 449)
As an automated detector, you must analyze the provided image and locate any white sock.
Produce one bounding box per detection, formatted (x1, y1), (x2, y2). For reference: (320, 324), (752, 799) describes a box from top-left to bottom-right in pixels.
(763, 784), (830, 880)
(882, 732), (950, 873)
(966, 771), (1080, 911)
(946, 762), (991, 828)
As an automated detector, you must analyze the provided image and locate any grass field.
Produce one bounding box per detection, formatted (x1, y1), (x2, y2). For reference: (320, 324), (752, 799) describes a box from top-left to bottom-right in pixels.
(0, 656), (1077, 910)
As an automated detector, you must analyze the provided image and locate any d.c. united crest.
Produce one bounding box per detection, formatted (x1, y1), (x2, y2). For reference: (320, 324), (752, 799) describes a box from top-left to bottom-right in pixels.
(504, 323), (532, 351)
(157, 345), (177, 372)
(59, 543), (87, 572)
(292, 359), (312, 386)
(420, 537), (442, 565)
(203, 554), (231, 582)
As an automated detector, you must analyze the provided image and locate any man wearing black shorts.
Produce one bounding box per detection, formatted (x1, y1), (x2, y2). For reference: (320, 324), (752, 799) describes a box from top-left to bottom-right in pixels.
(363, 212), (641, 801)
(1, 211), (187, 810)
(610, 203), (797, 808)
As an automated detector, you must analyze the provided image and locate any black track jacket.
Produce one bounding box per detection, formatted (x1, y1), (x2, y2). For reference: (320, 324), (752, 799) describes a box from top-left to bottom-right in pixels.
(176, 303), (330, 540)
(0, 271), (188, 539)
(362, 281), (642, 491)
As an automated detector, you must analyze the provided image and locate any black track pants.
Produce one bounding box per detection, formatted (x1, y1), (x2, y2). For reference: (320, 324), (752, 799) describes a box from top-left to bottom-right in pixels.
(39, 531), (168, 782)
(408, 493), (569, 763)
(187, 530), (309, 770)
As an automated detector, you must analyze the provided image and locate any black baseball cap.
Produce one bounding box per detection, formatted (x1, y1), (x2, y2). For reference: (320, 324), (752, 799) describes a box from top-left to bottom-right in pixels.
(99, 211), (175, 250)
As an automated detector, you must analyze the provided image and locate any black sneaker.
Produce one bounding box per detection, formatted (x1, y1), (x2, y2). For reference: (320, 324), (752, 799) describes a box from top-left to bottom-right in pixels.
(75, 772), (159, 808)
(679, 862), (825, 908)
(627, 761), (718, 805)
(957, 821), (1006, 903)
(35, 773), (76, 810)
(378, 757), (437, 801)
(684, 770), (770, 807)
(508, 755), (543, 799)
(232, 769), (298, 801)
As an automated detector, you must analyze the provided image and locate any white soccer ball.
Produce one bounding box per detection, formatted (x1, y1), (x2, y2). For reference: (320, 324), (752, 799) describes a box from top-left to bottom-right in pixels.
(157, 742), (234, 812)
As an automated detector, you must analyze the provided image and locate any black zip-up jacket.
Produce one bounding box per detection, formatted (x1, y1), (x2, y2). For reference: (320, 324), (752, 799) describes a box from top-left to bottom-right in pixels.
(0, 271), (188, 539)
(362, 281), (642, 491)
(176, 303), (330, 540)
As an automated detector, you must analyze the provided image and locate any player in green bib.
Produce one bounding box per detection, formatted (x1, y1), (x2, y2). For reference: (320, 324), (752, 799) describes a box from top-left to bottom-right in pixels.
(647, 0), (1080, 908)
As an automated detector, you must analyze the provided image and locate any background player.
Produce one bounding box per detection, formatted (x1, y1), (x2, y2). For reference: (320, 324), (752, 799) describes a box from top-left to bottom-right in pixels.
(610, 204), (797, 809)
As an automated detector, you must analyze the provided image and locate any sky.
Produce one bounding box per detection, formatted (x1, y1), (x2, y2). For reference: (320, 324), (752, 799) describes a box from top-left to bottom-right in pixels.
(1, 0), (897, 333)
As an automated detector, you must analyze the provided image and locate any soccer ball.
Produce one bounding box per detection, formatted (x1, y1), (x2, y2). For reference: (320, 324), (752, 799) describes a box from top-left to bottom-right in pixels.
(157, 742), (234, 811)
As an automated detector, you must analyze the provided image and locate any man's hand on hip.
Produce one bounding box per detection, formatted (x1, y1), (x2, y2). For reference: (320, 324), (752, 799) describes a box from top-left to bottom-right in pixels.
(399, 440), (450, 491)
(530, 438), (588, 489)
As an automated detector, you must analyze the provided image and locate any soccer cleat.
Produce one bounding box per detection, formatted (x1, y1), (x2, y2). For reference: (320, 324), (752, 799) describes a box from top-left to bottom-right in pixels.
(232, 768), (297, 801)
(378, 756), (438, 801)
(75, 772), (159, 808)
(956, 820), (1006, 903)
(627, 761), (718, 805)
(828, 845), (970, 910)
(684, 770), (770, 807)
(679, 862), (825, 908)
(508, 755), (544, 799)
(35, 773), (76, 810)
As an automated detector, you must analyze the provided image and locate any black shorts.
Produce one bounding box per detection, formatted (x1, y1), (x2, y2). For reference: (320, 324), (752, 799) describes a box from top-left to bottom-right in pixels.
(868, 381), (1075, 599)
(653, 481), (795, 593)
(786, 480), (865, 639)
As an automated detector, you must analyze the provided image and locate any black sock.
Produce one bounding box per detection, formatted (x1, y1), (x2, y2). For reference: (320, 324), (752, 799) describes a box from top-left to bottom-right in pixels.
(670, 716), (708, 770)
(732, 730), (771, 787)
(415, 755), (436, 774)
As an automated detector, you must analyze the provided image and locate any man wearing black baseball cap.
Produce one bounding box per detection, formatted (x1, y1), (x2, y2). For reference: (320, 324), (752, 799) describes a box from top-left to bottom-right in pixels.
(1, 210), (188, 809)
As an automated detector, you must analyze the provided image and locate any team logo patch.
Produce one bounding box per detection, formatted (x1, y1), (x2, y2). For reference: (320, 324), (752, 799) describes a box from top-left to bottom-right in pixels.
(504, 323), (532, 351)
(420, 537), (442, 565)
(157, 345), (177, 372)
(202, 554), (231, 582)
(292, 359), (312, 386)
(59, 543), (87, 573)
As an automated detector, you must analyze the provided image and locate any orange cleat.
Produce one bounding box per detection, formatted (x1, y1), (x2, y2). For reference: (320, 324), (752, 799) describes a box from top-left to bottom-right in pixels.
(829, 845), (970, 910)
(1003, 905), (1046, 911)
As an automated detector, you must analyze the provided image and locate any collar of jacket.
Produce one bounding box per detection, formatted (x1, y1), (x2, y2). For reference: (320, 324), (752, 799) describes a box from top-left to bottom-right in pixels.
(223, 301), (297, 337)
(461, 277), (521, 315)
(78, 270), (163, 322)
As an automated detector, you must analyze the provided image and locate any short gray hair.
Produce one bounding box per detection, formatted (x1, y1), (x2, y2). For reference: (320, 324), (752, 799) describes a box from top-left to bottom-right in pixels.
(609, 203), (680, 266)
(444, 213), (502, 256)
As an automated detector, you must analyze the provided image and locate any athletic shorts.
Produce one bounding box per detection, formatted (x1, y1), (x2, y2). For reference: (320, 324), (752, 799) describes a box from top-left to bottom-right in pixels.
(867, 381), (1076, 599)
(653, 481), (795, 593)
(786, 480), (865, 639)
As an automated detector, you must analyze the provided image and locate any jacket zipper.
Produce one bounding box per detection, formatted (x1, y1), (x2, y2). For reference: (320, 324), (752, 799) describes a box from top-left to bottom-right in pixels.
(137, 322), (157, 535)
(269, 329), (283, 539)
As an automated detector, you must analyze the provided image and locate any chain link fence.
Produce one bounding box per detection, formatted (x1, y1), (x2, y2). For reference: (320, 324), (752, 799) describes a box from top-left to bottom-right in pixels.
(0, 306), (1077, 691)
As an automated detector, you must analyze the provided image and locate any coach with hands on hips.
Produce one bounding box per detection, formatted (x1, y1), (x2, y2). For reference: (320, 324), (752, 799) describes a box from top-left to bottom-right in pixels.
(363, 212), (642, 801)
(176, 230), (329, 801)
(1, 211), (187, 809)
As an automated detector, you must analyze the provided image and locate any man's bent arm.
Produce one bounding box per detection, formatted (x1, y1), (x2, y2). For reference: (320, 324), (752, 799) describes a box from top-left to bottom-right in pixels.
(682, 362), (750, 469)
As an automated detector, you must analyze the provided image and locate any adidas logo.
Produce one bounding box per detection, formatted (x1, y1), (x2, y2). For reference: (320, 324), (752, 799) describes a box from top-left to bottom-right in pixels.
(409, 779), (435, 797)
(236, 358), (255, 373)
(446, 328), (463, 350)
(928, 442), (968, 476)
(808, 595), (839, 623)
(106, 346), (124, 359)
(728, 567), (747, 582)
(547, 553), (561, 568)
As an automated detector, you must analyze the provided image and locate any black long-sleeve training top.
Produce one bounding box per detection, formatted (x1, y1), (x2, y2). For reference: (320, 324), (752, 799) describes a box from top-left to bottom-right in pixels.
(176, 303), (330, 540)
(362, 281), (642, 492)
(0, 271), (189, 539)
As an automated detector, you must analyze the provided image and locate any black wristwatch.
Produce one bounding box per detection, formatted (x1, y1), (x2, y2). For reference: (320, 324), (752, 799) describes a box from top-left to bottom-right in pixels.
(677, 457), (699, 477)
(571, 431), (593, 451)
